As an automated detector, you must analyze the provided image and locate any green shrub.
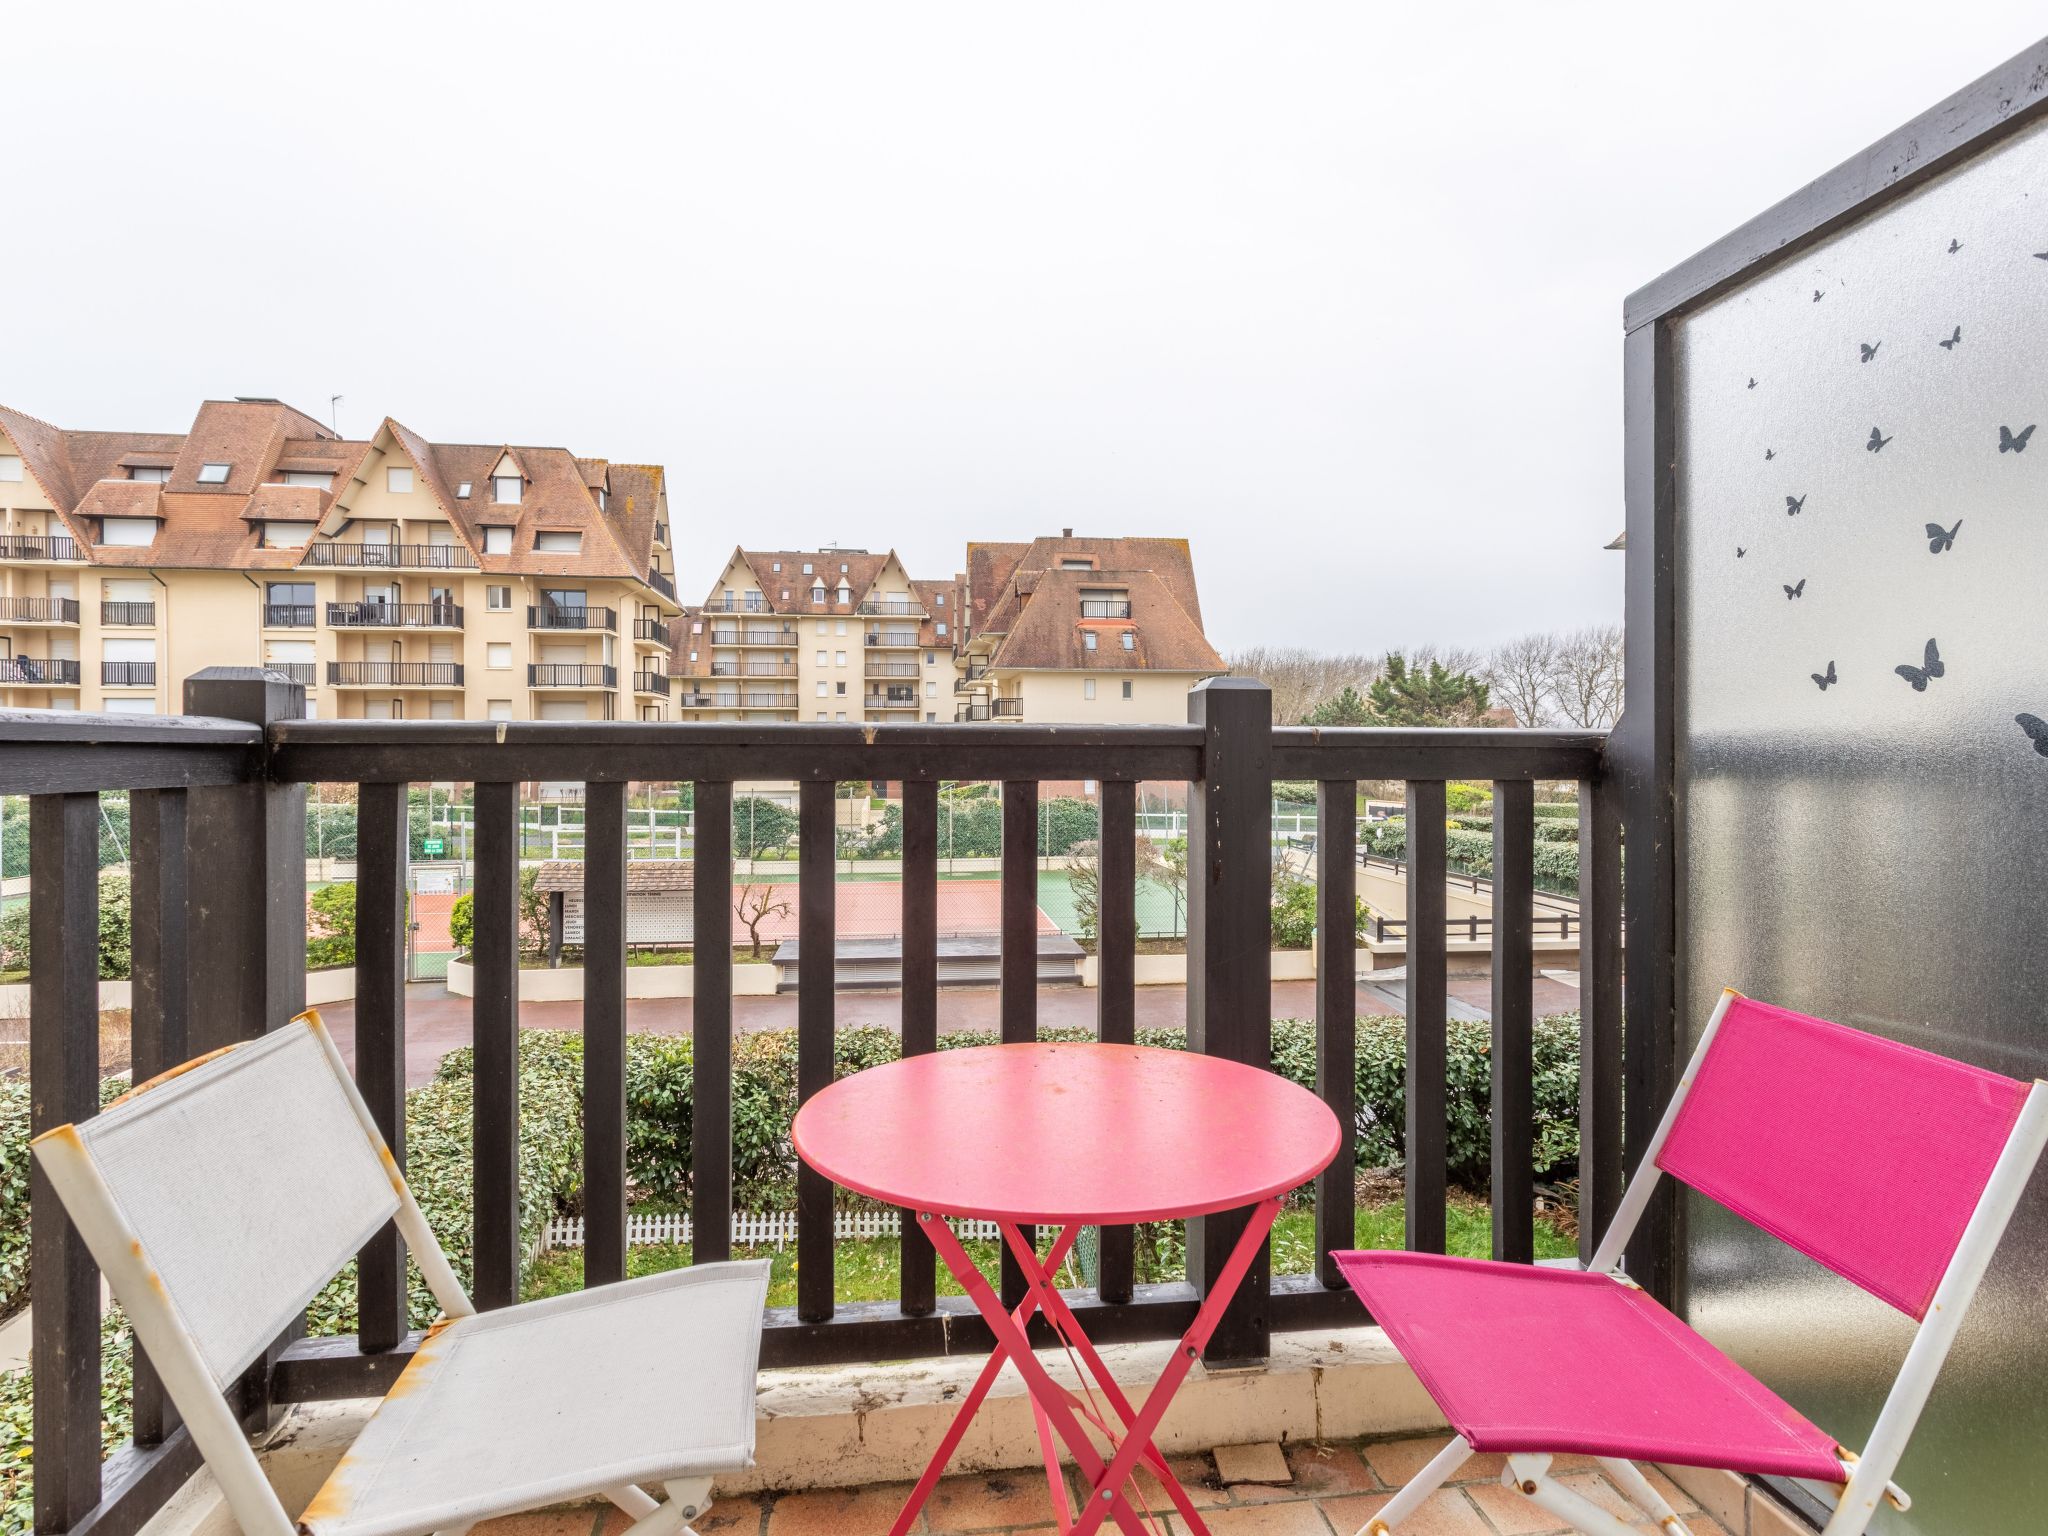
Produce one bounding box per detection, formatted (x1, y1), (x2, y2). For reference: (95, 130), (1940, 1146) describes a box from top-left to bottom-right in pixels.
(733, 796), (798, 859)
(446, 869), (543, 959)
(1271, 878), (1318, 949)
(1532, 802), (1580, 820)
(307, 882), (357, 968)
(1533, 820), (1578, 844)
(0, 871), (131, 979)
(1444, 783), (1492, 814)
(0, 1082), (28, 1318)
(449, 890), (473, 953)
(1, 1308), (134, 1533)
(1272, 781), (1319, 806)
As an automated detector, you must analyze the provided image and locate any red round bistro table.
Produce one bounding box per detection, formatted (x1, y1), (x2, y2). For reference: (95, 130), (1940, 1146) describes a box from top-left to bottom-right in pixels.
(793, 1042), (1342, 1536)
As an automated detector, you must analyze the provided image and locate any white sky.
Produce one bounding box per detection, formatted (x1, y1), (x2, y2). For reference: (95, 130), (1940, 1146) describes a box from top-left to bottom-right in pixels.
(8, 3), (2043, 652)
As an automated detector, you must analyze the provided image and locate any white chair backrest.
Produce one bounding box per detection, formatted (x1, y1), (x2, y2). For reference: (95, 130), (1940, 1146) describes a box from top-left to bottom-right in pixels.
(41, 1019), (399, 1389)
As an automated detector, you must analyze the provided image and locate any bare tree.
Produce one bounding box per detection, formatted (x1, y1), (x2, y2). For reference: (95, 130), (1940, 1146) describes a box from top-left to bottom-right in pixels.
(1484, 632), (1560, 728)
(1547, 625), (1625, 728)
(1226, 646), (1381, 724)
(734, 882), (793, 959)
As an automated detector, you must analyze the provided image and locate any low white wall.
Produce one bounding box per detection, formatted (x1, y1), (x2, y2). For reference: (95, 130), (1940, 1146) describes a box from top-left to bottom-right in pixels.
(443, 957), (779, 1001)
(0, 979), (130, 1014)
(305, 968), (356, 1006)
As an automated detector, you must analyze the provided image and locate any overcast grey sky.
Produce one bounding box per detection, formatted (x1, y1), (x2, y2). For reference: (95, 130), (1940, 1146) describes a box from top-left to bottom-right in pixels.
(8, 4), (2043, 652)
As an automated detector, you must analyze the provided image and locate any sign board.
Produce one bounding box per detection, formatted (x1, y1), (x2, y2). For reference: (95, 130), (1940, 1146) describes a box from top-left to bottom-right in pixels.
(421, 838), (445, 857)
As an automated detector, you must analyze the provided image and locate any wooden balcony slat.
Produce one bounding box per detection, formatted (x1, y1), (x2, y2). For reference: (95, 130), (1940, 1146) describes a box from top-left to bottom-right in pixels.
(898, 780), (939, 1317)
(796, 780), (836, 1324)
(353, 782), (410, 1350)
(1490, 779), (1536, 1265)
(582, 780), (629, 1287)
(691, 781), (736, 1264)
(1404, 780), (1449, 1256)
(1315, 778), (1357, 1288)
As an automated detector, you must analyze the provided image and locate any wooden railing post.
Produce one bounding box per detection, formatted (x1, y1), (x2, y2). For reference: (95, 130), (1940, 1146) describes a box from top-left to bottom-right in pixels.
(1186, 678), (1273, 1365)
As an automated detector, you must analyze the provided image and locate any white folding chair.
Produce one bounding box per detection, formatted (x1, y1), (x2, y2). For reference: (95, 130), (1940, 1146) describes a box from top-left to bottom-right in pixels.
(1334, 989), (2048, 1536)
(33, 1011), (770, 1536)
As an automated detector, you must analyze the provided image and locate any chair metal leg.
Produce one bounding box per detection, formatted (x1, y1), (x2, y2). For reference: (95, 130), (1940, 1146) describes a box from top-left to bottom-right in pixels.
(1506, 1454), (1639, 1536)
(1350, 1435), (1471, 1534)
(610, 1477), (715, 1536)
(1599, 1457), (1692, 1534)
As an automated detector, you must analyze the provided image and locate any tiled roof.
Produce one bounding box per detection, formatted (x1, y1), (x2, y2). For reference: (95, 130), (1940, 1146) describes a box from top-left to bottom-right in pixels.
(986, 567), (1225, 674)
(532, 858), (694, 894)
(974, 536), (1205, 638)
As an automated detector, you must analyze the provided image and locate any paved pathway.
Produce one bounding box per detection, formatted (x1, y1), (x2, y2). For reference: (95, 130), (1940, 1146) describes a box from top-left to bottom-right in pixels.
(319, 975), (1582, 1087)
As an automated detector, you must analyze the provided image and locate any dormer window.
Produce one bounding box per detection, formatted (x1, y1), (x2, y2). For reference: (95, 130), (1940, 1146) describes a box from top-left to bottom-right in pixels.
(387, 467), (414, 493)
(129, 466), (170, 484)
(1083, 631), (1098, 651)
(801, 562), (813, 574)
(1060, 558), (1093, 571)
(535, 530), (582, 554)
(100, 517), (158, 547)
(484, 527), (512, 554)
(1121, 630), (1136, 650)
(493, 474), (522, 504)
(276, 471), (333, 489)
(597, 488), (607, 510)
(839, 563), (849, 574)
(456, 481), (473, 498)
(772, 561), (782, 572)
(811, 583), (826, 603)
(197, 463), (231, 485)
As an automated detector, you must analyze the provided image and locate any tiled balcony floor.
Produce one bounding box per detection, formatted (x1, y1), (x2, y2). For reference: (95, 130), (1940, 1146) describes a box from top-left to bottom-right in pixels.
(472, 1435), (1734, 1536)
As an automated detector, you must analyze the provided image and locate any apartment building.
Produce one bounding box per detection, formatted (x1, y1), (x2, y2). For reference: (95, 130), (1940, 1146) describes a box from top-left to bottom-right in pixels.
(671, 548), (959, 723)
(953, 533), (1225, 722)
(0, 398), (680, 720)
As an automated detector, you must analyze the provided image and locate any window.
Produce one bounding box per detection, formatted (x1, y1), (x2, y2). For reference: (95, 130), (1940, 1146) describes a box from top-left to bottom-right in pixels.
(936, 622), (948, 637)
(814, 619), (827, 634)
(835, 681), (847, 696)
(535, 531), (581, 553)
(1083, 631), (1097, 651)
(262, 522), (311, 548)
(0, 455), (21, 482)
(484, 527), (512, 554)
(1084, 678), (1096, 700)
(926, 712), (937, 723)
(197, 463), (231, 484)
(816, 651), (828, 666)
(817, 711), (828, 721)
(389, 699), (405, 721)
(486, 585), (512, 610)
(801, 562), (813, 575)
(1060, 558), (1092, 571)
(839, 563), (849, 574)
(488, 699), (512, 721)
(104, 698), (157, 715)
(925, 680), (937, 698)
(835, 620), (846, 635)
(1122, 680), (1134, 699)
(487, 643), (512, 669)
(493, 475), (522, 504)
(386, 467), (414, 493)
(780, 589), (789, 601)
(935, 592), (945, 607)
(811, 584), (826, 603)
(835, 711), (847, 722)
(834, 651), (846, 667)
(456, 481), (473, 498)
(268, 582), (313, 606)
(99, 517), (157, 547)
(128, 466), (170, 483)
(771, 562), (781, 572)
(816, 681), (828, 696)
(924, 651), (935, 665)
(540, 587), (586, 610)
(1121, 631), (1135, 650)
(279, 471), (332, 488)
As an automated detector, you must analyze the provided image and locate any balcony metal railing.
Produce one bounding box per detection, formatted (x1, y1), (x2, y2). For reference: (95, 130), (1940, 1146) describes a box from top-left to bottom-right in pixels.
(0, 533), (82, 562)
(856, 598), (925, 616)
(327, 601), (464, 629)
(264, 603), (316, 628)
(0, 596), (80, 623)
(1079, 598), (1133, 619)
(633, 618), (672, 647)
(864, 630), (920, 648)
(101, 661), (156, 688)
(708, 627), (793, 646)
(0, 656), (81, 685)
(301, 542), (479, 570)
(954, 701), (991, 721)
(674, 690), (716, 707)
(703, 596), (768, 614)
(723, 691), (799, 709)
(327, 662), (464, 688)
(529, 605), (617, 632)
(992, 697), (1024, 718)
(863, 693), (922, 710)
(270, 662), (318, 687)
(648, 570), (677, 601)
(865, 660), (919, 677)
(632, 671), (671, 696)
(709, 661), (797, 677)
(529, 664), (617, 688)
(0, 683), (1625, 1536)
(100, 600), (154, 626)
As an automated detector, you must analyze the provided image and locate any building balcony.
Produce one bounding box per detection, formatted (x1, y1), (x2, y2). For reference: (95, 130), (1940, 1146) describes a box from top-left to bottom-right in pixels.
(703, 597), (769, 614)
(865, 659), (919, 677)
(673, 689), (717, 708)
(648, 570), (677, 601)
(100, 661), (156, 688)
(328, 661), (464, 688)
(529, 605), (617, 632)
(264, 603), (317, 628)
(991, 697), (1024, 718)
(301, 542), (479, 570)
(0, 657), (80, 685)
(530, 663), (617, 689)
(709, 660), (797, 677)
(0, 596), (80, 624)
(709, 627), (795, 646)
(863, 692), (921, 711)
(633, 618), (673, 648)
(632, 670), (670, 696)
(327, 601), (464, 629)
(1079, 598), (1133, 619)
(100, 600), (154, 626)
(0, 533), (82, 562)
(269, 662), (318, 687)
(856, 597), (926, 616)
(954, 700), (990, 721)
(721, 690), (800, 709)
(864, 630), (920, 648)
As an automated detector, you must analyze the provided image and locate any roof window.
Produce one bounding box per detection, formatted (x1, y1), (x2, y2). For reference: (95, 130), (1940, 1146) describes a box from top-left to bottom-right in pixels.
(197, 463), (231, 484)
(457, 481), (473, 498)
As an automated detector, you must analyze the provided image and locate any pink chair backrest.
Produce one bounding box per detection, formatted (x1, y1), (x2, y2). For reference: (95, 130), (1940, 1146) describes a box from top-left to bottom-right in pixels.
(1655, 996), (2031, 1319)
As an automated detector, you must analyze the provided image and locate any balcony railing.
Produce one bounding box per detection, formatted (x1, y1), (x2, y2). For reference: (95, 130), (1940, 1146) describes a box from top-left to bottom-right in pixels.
(955, 700), (990, 721)
(992, 697), (1024, 718)
(633, 618), (673, 647)
(709, 660), (797, 677)
(866, 659), (919, 677)
(328, 662), (464, 688)
(674, 689), (716, 707)
(0, 596), (79, 623)
(864, 693), (922, 710)
(632, 670), (670, 696)
(708, 627), (794, 646)
(1079, 598), (1133, 619)
(648, 570), (677, 601)
(529, 605), (617, 632)
(529, 664), (617, 688)
(327, 601), (464, 629)
(270, 662), (318, 687)
(302, 542), (479, 569)
(264, 603), (316, 627)
(703, 597), (769, 613)
(0, 657), (81, 685)
(0, 679), (1626, 1536)
(100, 600), (154, 626)
(0, 532), (82, 561)
(101, 661), (156, 687)
(722, 690), (799, 709)
(864, 630), (919, 648)
(856, 598), (925, 616)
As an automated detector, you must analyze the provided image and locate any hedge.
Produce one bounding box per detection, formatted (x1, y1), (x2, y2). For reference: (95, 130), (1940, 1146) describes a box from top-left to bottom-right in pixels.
(1362, 817), (1578, 895)
(0, 872), (132, 979)
(0, 1082), (30, 1318)
(1, 1311), (132, 1533)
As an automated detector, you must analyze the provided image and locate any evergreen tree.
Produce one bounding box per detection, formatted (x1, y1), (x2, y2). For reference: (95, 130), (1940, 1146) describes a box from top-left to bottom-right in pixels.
(1363, 653), (1492, 727)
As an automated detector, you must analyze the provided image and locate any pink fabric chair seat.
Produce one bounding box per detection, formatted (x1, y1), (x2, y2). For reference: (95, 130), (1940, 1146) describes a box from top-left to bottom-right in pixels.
(1332, 1250), (1845, 1482)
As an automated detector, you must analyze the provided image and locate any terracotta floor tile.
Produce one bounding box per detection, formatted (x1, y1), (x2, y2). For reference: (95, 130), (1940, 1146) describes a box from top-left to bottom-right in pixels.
(926, 1470), (1063, 1532)
(1552, 1473), (1643, 1524)
(471, 1514), (602, 1536)
(1317, 1488), (1492, 1535)
(1127, 1456), (1231, 1511)
(1280, 1443), (1382, 1499)
(1639, 1466), (1699, 1516)
(1358, 1438), (1505, 1489)
(767, 1483), (923, 1536)
(1463, 1482), (1571, 1535)
(1166, 1501), (1335, 1534)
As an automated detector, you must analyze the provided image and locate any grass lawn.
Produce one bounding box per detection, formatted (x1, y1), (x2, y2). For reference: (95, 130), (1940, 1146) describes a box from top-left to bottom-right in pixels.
(522, 1198), (1573, 1308)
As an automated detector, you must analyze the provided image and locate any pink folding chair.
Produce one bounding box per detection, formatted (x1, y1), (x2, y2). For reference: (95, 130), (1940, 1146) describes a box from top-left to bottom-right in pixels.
(1333, 989), (2048, 1536)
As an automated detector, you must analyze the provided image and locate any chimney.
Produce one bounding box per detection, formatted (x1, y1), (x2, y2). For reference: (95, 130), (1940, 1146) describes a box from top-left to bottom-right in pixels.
(1062, 527), (1073, 538)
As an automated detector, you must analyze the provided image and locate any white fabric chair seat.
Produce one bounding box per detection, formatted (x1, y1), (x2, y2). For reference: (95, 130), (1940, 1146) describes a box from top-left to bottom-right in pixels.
(301, 1261), (771, 1536)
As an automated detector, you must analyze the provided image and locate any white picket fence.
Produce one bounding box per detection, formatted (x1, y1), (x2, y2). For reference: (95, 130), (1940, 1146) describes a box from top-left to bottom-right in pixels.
(539, 1209), (1004, 1255)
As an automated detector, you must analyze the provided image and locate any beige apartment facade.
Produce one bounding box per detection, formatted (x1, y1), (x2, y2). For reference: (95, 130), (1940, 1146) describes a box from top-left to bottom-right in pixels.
(0, 399), (680, 721)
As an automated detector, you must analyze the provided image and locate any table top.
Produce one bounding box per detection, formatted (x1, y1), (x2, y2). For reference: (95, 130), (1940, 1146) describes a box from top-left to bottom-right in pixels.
(791, 1042), (1342, 1224)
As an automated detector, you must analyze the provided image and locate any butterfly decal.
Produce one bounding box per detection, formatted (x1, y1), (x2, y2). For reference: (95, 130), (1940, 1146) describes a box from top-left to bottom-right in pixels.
(1895, 639), (1944, 691)
(2018, 714), (2048, 757)
(1859, 341), (1881, 362)
(1999, 424), (2036, 453)
(1926, 519), (1961, 553)
(1785, 494), (1806, 516)
(1736, 546), (1747, 558)
(1812, 661), (1837, 690)
(1939, 326), (1962, 350)
(1812, 289), (1825, 302)
(1747, 377), (1757, 390)
(1784, 578), (1807, 599)
(1764, 448), (1775, 461)
(1948, 238), (1964, 254)
(2035, 252), (2048, 261)
(1868, 426), (1893, 452)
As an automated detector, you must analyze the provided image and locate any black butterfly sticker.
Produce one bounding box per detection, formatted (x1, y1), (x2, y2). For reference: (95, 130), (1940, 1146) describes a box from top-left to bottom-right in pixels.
(1812, 289), (1825, 302)
(1764, 448), (1776, 461)
(1784, 579), (1806, 599)
(1812, 661), (1837, 690)
(1895, 638), (1944, 691)
(1948, 238), (1964, 254)
(1747, 377), (1757, 390)
(1868, 426), (1893, 453)
(1939, 326), (1962, 350)
(1860, 341), (1882, 362)
(1999, 424), (2036, 453)
(1926, 519), (1961, 553)
(1785, 494), (1806, 516)
(2034, 252), (2048, 261)
(1736, 547), (1747, 558)
(2018, 714), (2048, 757)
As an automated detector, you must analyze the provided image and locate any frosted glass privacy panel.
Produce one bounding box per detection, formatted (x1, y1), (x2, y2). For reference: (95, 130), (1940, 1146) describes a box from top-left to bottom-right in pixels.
(1673, 117), (2048, 1534)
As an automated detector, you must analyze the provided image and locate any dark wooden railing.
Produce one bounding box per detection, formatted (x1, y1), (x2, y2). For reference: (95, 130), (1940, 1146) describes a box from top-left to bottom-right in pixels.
(1, 673), (1634, 1536)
